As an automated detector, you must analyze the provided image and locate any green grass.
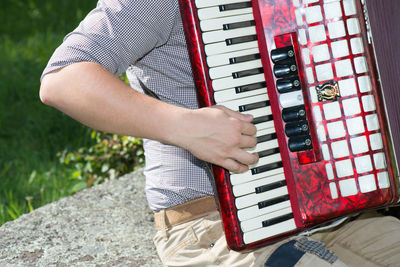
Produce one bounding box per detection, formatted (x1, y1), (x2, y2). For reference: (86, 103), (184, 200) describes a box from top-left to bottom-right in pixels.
(0, 0), (99, 225)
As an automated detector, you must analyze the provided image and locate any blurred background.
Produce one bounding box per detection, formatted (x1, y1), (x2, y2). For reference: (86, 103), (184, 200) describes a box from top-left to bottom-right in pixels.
(0, 0), (144, 226)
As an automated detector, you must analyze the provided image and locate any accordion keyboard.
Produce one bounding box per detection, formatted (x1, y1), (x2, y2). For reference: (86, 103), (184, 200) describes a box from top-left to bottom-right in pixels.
(194, 0), (297, 244)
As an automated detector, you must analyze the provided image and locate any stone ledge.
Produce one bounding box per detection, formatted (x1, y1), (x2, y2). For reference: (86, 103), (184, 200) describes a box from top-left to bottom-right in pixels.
(0, 169), (161, 266)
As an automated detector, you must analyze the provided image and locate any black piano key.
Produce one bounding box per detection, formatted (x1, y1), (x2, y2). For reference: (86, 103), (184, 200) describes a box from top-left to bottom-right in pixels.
(257, 133), (277, 143)
(251, 161), (283, 175)
(273, 60), (298, 78)
(223, 20), (256, 31)
(288, 135), (313, 152)
(282, 105), (307, 122)
(252, 114), (273, 125)
(255, 180), (287, 194)
(262, 213), (294, 227)
(285, 121), (309, 137)
(226, 34), (257, 46)
(239, 100), (270, 112)
(235, 82), (266, 93)
(230, 53), (260, 64)
(276, 76), (301, 93)
(271, 46), (295, 63)
(258, 147), (280, 158)
(232, 67), (263, 79)
(258, 194), (290, 209)
(219, 2), (252, 12)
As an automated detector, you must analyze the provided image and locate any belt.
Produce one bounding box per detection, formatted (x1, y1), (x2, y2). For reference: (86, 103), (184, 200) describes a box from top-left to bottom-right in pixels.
(154, 195), (218, 230)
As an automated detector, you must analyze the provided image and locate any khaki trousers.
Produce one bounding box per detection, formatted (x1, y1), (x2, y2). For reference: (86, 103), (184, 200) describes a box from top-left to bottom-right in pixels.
(153, 211), (400, 267)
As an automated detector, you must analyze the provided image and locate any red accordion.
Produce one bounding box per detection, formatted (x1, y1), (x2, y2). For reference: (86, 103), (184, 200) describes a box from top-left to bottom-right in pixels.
(178, 0), (400, 251)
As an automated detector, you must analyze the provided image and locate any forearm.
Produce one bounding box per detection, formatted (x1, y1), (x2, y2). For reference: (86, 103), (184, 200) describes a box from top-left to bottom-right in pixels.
(40, 62), (184, 144)
(40, 61), (259, 173)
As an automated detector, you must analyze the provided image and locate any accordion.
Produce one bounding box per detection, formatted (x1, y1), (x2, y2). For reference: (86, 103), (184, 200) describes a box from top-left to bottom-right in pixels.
(178, 0), (400, 251)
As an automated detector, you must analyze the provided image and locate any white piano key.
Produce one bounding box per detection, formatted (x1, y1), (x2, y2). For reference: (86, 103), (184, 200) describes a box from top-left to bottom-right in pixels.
(230, 167), (284, 186)
(255, 120), (275, 132)
(212, 73), (265, 91)
(279, 90), (304, 108)
(232, 173), (285, 197)
(249, 153), (282, 170)
(243, 218), (296, 244)
(256, 127), (276, 138)
(202, 26), (256, 44)
(207, 48), (260, 68)
(213, 87), (266, 102)
(241, 106), (272, 120)
(219, 94), (268, 111)
(209, 59), (262, 79)
(246, 139), (279, 154)
(235, 186), (288, 209)
(195, 0), (250, 9)
(240, 207), (293, 232)
(237, 200), (291, 221)
(200, 13), (254, 32)
(205, 40), (258, 56)
(197, 5), (253, 20)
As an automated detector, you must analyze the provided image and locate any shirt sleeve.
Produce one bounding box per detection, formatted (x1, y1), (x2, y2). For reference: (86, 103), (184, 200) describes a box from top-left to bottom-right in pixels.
(41, 0), (178, 79)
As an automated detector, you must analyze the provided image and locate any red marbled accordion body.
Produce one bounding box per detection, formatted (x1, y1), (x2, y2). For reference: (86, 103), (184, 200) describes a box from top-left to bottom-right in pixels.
(178, 0), (400, 251)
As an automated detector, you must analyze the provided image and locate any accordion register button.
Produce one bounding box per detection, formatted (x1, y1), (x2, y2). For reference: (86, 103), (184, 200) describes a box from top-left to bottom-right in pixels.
(273, 60), (298, 78)
(276, 76), (301, 93)
(279, 90), (304, 108)
(288, 135), (313, 152)
(282, 105), (307, 122)
(270, 46), (295, 63)
(285, 121), (309, 137)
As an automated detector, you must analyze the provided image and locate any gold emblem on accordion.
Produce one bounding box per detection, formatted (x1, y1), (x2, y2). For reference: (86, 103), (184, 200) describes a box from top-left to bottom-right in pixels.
(316, 81), (340, 102)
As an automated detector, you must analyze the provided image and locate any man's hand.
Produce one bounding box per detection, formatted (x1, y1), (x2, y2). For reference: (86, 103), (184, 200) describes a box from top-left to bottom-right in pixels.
(175, 105), (259, 173)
